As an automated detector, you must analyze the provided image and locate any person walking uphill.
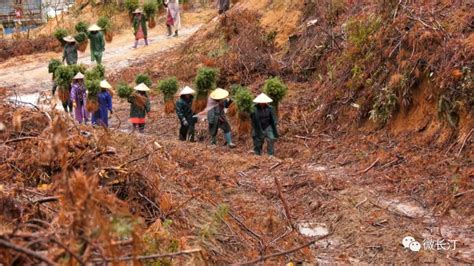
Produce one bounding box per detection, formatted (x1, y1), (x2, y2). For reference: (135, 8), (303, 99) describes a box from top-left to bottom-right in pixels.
(176, 86), (197, 141)
(132, 9), (148, 48)
(207, 88), (236, 148)
(70, 72), (89, 124)
(164, 0), (181, 37)
(251, 93), (279, 156)
(88, 24), (105, 64)
(62, 36), (78, 65)
(92, 80), (113, 127)
(129, 83), (151, 133)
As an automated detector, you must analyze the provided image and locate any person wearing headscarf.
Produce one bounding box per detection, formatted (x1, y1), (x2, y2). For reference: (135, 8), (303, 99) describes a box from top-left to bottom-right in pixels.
(92, 80), (113, 127)
(132, 9), (148, 48)
(62, 36), (78, 65)
(70, 72), (88, 124)
(164, 0), (181, 37)
(207, 88), (235, 148)
(176, 86), (197, 141)
(129, 83), (151, 133)
(251, 93), (279, 156)
(87, 24), (105, 64)
(218, 0), (230, 14)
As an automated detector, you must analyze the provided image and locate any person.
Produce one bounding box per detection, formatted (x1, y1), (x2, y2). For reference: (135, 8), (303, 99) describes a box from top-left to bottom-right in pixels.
(207, 88), (236, 147)
(250, 93), (279, 156)
(87, 24), (105, 64)
(129, 83), (151, 133)
(70, 72), (89, 124)
(132, 9), (148, 48)
(176, 86), (197, 141)
(164, 0), (181, 37)
(92, 80), (113, 127)
(218, 0), (230, 14)
(62, 36), (78, 65)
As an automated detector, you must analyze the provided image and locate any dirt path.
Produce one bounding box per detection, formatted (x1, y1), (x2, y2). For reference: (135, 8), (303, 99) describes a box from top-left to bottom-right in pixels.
(0, 24), (201, 94)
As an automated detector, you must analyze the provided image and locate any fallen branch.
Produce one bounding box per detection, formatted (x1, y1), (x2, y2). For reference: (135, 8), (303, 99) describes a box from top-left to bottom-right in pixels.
(236, 233), (331, 265)
(89, 248), (203, 262)
(33, 196), (59, 204)
(3, 136), (43, 145)
(50, 238), (84, 265)
(457, 128), (473, 157)
(274, 177), (294, 229)
(0, 238), (56, 265)
(356, 159), (380, 175)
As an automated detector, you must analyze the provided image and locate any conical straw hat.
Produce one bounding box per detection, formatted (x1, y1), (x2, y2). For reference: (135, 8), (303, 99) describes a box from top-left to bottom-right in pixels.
(63, 35), (76, 42)
(73, 72), (84, 79)
(88, 24), (102, 31)
(179, 86), (196, 95)
(133, 8), (142, 13)
(253, 93), (273, 103)
(210, 88), (229, 100)
(134, 83), (150, 91)
(100, 80), (112, 89)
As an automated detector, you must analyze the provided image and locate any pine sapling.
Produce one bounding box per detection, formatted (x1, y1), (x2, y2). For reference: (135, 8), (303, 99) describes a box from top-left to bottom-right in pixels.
(157, 77), (179, 114)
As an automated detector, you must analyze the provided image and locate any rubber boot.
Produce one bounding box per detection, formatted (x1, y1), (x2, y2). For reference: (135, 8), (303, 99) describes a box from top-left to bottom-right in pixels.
(166, 25), (172, 36)
(145, 38), (148, 45)
(211, 135), (217, 145)
(224, 132), (236, 148)
(174, 30), (178, 37)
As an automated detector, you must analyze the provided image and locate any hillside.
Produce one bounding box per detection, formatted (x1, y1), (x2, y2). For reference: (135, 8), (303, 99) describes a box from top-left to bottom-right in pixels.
(0, 0), (472, 264)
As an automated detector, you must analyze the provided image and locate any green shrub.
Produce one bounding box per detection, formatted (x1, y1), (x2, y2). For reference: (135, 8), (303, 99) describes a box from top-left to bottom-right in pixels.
(369, 87), (398, 124)
(157, 77), (179, 101)
(85, 64), (106, 81)
(116, 82), (134, 99)
(53, 28), (68, 42)
(195, 67), (219, 98)
(143, 1), (157, 17)
(48, 59), (62, 74)
(263, 76), (287, 109)
(230, 84), (245, 96)
(97, 16), (112, 31)
(75, 21), (89, 33)
(54, 65), (75, 88)
(74, 32), (87, 43)
(69, 64), (87, 76)
(234, 87), (254, 114)
(124, 0), (139, 13)
(135, 73), (152, 87)
(85, 79), (101, 96)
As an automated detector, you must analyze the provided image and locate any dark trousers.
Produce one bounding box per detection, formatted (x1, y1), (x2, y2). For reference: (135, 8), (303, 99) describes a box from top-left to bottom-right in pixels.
(62, 100), (73, 113)
(253, 127), (275, 155)
(179, 121), (195, 141)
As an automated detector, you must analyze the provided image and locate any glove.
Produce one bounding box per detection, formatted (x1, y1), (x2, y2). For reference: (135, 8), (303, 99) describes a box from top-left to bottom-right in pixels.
(182, 118), (188, 127)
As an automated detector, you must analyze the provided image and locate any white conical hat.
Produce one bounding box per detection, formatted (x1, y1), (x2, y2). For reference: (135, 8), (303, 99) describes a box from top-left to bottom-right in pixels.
(133, 8), (142, 13)
(210, 88), (229, 100)
(134, 83), (150, 91)
(88, 24), (102, 31)
(253, 93), (273, 104)
(100, 80), (112, 89)
(179, 86), (196, 95)
(63, 35), (76, 42)
(73, 72), (84, 79)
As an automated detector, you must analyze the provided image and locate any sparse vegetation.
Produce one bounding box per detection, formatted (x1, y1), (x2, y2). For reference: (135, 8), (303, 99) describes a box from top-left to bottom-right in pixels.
(369, 87), (398, 124)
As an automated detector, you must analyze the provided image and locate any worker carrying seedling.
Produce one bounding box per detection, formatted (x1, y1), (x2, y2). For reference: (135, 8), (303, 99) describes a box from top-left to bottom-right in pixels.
(87, 24), (105, 64)
(207, 88), (236, 148)
(129, 83), (151, 133)
(251, 93), (279, 156)
(164, 0), (181, 37)
(132, 9), (148, 48)
(70, 72), (89, 124)
(176, 86), (197, 142)
(92, 80), (113, 127)
(62, 36), (78, 65)
(218, 0), (230, 14)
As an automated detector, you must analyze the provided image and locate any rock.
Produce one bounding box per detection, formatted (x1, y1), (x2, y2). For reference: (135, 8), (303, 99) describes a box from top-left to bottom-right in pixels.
(0, 122), (5, 131)
(377, 198), (428, 218)
(297, 222), (329, 237)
